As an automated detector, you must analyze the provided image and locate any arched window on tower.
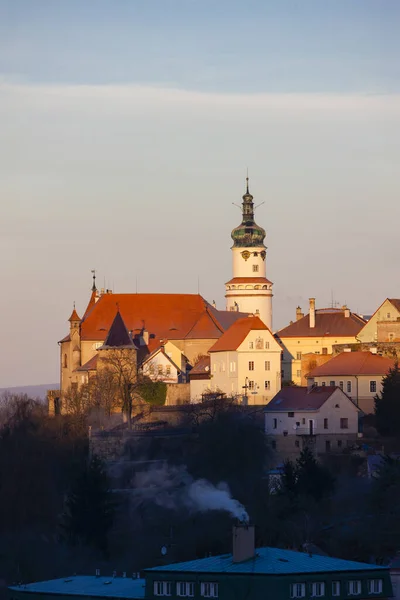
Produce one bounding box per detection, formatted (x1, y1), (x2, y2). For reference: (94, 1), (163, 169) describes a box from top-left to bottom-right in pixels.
(63, 354), (68, 368)
(262, 285), (268, 290)
(254, 285), (261, 289)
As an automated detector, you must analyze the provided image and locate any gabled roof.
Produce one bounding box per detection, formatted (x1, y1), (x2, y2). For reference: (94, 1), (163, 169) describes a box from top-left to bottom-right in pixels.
(208, 306), (250, 330)
(76, 354), (98, 372)
(101, 311), (134, 348)
(78, 294), (222, 342)
(146, 545), (385, 575)
(141, 347), (181, 373)
(308, 351), (394, 378)
(389, 299), (400, 313)
(209, 316), (269, 352)
(190, 355), (211, 377)
(264, 386), (359, 412)
(277, 308), (365, 338)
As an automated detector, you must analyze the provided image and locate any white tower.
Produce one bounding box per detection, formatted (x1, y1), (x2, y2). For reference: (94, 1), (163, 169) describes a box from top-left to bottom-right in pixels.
(225, 178), (273, 329)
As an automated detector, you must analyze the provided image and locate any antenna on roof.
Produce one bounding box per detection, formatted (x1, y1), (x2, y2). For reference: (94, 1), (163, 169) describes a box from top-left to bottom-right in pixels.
(136, 276), (138, 294)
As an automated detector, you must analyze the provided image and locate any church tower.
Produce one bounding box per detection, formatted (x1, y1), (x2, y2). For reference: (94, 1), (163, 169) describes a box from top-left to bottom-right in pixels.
(225, 178), (273, 329)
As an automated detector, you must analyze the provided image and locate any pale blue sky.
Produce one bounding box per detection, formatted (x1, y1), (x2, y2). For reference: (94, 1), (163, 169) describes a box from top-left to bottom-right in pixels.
(1, 1), (399, 386)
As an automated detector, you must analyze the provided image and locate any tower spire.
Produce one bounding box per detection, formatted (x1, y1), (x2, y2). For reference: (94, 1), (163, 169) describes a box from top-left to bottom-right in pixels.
(246, 168), (249, 194)
(91, 269), (97, 292)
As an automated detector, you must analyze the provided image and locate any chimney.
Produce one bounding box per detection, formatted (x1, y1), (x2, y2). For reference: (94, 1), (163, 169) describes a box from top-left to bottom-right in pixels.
(142, 329), (149, 346)
(296, 306), (304, 321)
(309, 298), (316, 329)
(344, 307), (350, 318)
(371, 346), (377, 355)
(232, 525), (255, 563)
(212, 300), (217, 308)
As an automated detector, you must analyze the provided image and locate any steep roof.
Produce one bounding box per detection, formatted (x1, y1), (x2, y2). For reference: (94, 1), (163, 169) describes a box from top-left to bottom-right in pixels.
(79, 294), (221, 342)
(388, 299), (400, 313)
(308, 351), (394, 377)
(101, 311), (134, 348)
(190, 355), (211, 378)
(264, 386), (357, 412)
(277, 308), (365, 338)
(146, 545), (385, 575)
(209, 316), (269, 353)
(68, 308), (81, 322)
(82, 289), (98, 320)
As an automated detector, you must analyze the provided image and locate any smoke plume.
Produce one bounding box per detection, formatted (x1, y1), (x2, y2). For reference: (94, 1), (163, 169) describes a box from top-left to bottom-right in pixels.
(132, 465), (249, 523)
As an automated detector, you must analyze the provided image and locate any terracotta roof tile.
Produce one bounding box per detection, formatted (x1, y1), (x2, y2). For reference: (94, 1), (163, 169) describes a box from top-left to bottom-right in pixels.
(264, 386), (356, 412)
(209, 316), (269, 352)
(388, 299), (400, 313)
(190, 355), (211, 375)
(225, 277), (273, 285)
(308, 351), (394, 377)
(76, 354), (98, 372)
(82, 290), (98, 320)
(277, 309), (365, 338)
(68, 308), (81, 322)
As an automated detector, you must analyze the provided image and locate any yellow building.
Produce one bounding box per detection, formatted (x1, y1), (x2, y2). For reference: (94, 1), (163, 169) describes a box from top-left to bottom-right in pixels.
(357, 298), (400, 343)
(276, 298), (366, 386)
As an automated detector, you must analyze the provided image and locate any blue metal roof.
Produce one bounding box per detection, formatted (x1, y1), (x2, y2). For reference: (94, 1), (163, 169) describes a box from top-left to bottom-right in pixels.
(146, 547), (388, 576)
(9, 576), (145, 598)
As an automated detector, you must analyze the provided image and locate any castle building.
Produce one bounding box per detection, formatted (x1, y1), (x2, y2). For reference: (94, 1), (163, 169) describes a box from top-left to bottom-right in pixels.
(225, 178), (273, 329)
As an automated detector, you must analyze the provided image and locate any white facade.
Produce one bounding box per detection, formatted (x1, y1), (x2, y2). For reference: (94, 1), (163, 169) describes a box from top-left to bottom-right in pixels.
(225, 247), (273, 329)
(210, 328), (281, 404)
(265, 388), (359, 436)
(141, 347), (181, 384)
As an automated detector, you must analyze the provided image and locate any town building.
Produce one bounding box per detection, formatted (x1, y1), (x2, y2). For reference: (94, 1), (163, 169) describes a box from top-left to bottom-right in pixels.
(306, 351), (394, 414)
(208, 316), (282, 405)
(9, 525), (392, 600)
(264, 385), (360, 459)
(276, 299), (366, 386)
(357, 299), (400, 343)
(225, 178), (273, 329)
(189, 355), (211, 402)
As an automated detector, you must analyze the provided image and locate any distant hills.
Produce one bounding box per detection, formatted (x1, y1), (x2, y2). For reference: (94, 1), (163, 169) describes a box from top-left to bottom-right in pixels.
(0, 384), (58, 401)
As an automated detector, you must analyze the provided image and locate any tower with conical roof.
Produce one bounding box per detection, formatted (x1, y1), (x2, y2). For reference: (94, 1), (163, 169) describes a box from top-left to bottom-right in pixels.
(225, 178), (273, 329)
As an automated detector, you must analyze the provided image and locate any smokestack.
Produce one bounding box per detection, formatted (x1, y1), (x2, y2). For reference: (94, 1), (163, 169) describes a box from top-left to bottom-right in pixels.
(232, 524), (255, 563)
(309, 298), (316, 329)
(142, 329), (149, 345)
(343, 307), (350, 318)
(296, 306), (304, 321)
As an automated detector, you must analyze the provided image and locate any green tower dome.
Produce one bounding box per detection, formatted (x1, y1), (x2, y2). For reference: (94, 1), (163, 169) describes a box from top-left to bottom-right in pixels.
(231, 179), (266, 248)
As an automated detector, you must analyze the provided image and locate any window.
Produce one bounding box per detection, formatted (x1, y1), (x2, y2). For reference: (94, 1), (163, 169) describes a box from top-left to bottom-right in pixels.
(213, 364), (216, 373)
(347, 381), (352, 393)
(348, 581), (361, 595)
(332, 582), (340, 596)
(295, 440), (300, 448)
(389, 333), (394, 342)
(252, 264), (259, 272)
(265, 341), (270, 349)
(370, 381), (377, 393)
(330, 381), (335, 387)
(296, 352), (302, 360)
(273, 418), (277, 429)
(387, 312), (391, 319)
(337, 440), (342, 448)
(221, 363), (225, 372)
(63, 354), (68, 368)
(339, 381), (344, 390)
(324, 418), (328, 429)
(340, 418), (349, 429)
(290, 583), (306, 598)
(311, 582), (325, 597)
(297, 370), (301, 378)
(288, 412), (295, 417)
(230, 362), (236, 372)
(150, 364), (155, 374)
(265, 361), (270, 371)
(158, 364), (163, 374)
(249, 341), (254, 349)
(177, 583), (194, 597)
(201, 583), (218, 598)
(154, 582), (172, 596)
(368, 580), (383, 594)
(322, 347), (328, 355)
(248, 361), (254, 371)
(302, 418), (306, 425)
(265, 381), (271, 390)
(248, 380), (255, 390)
(321, 382), (326, 387)
(166, 365), (171, 376)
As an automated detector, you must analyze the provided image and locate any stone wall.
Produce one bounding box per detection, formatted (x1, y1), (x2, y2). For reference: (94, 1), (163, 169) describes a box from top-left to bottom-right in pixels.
(165, 383), (190, 406)
(333, 342), (400, 358)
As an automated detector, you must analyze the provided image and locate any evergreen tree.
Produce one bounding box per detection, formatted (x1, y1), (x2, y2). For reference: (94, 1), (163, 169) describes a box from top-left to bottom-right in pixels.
(296, 446), (335, 502)
(374, 362), (400, 436)
(61, 454), (115, 556)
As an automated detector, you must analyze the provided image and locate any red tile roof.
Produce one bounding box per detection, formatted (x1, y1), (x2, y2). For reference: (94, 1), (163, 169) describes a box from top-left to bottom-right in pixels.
(68, 308), (81, 322)
(308, 351), (394, 377)
(77, 293), (235, 342)
(388, 299), (400, 313)
(209, 316), (269, 352)
(277, 309), (365, 338)
(264, 386), (355, 412)
(76, 354), (98, 372)
(225, 277), (273, 285)
(190, 355), (211, 375)
(82, 289), (98, 320)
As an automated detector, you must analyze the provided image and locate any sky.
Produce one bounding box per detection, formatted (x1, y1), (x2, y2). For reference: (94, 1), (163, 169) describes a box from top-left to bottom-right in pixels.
(1, 0), (400, 387)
